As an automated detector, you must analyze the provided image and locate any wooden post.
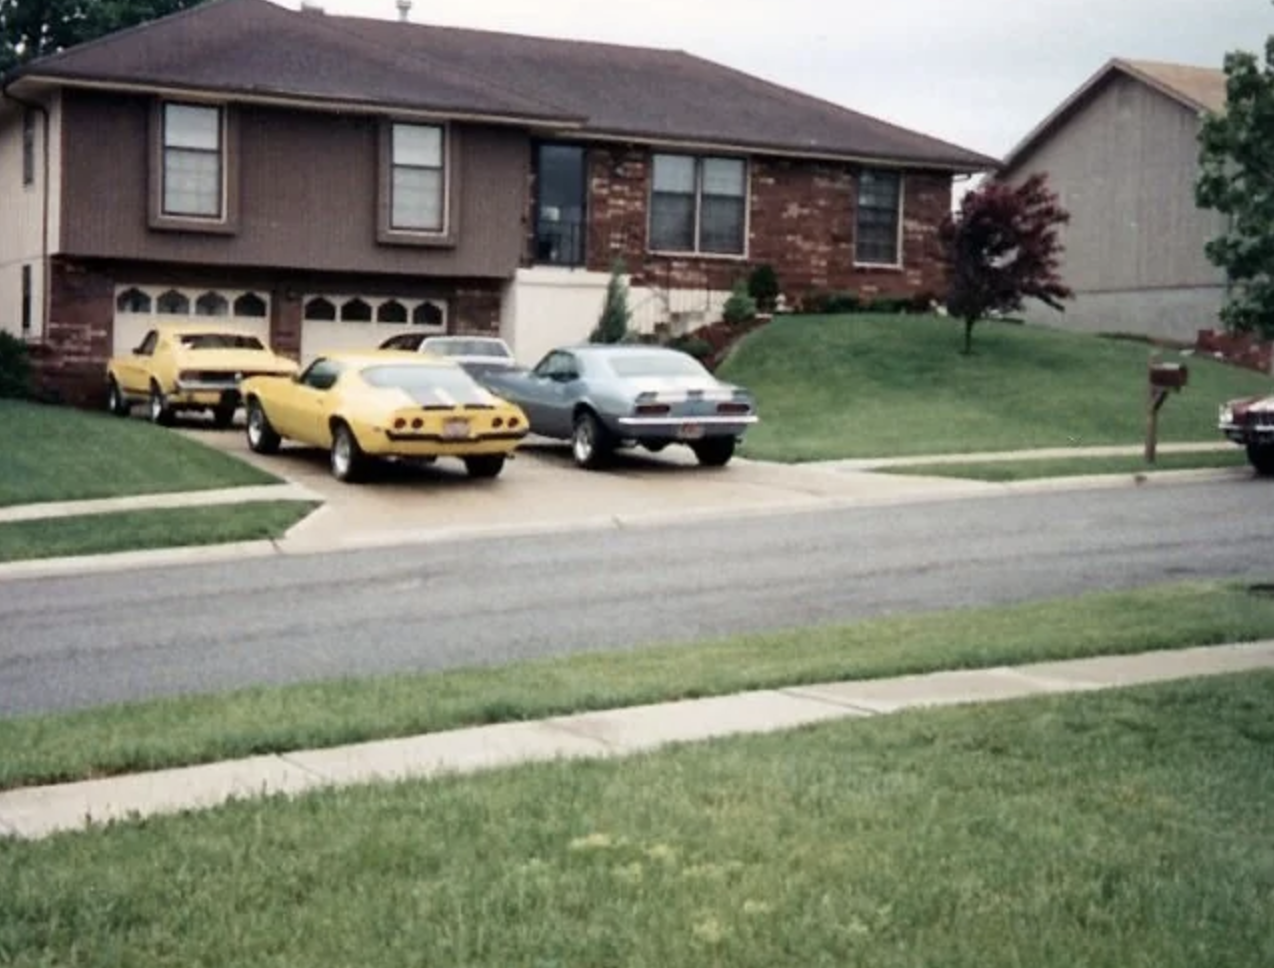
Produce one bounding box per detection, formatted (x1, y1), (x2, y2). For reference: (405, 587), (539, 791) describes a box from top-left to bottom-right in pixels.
(1145, 387), (1168, 464)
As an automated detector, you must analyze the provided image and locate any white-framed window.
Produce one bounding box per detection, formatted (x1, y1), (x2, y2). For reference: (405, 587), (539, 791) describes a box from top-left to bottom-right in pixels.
(114, 286), (270, 319)
(302, 295), (448, 329)
(649, 154), (747, 256)
(855, 169), (904, 267)
(390, 123), (446, 233)
(162, 103), (224, 219)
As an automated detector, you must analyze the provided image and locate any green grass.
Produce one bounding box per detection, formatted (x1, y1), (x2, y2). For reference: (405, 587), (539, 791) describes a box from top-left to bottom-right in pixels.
(886, 448), (1249, 482)
(0, 400), (278, 506)
(3, 672), (1272, 967)
(719, 315), (1273, 461)
(0, 501), (317, 563)
(3, 578), (1273, 791)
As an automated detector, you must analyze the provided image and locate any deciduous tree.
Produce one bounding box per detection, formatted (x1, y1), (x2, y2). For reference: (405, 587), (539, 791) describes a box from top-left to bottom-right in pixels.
(1196, 34), (1274, 338)
(938, 173), (1072, 354)
(1, 0), (201, 74)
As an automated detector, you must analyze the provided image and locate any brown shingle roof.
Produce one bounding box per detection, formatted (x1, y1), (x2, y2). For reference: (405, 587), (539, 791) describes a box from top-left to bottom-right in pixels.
(1118, 58), (1227, 114)
(11, 0), (996, 171)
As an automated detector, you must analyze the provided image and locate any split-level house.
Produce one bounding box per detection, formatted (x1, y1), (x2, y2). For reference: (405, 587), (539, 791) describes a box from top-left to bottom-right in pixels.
(0, 0), (996, 406)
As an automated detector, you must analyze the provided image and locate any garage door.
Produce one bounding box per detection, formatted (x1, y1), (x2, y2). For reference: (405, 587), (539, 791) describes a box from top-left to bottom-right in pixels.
(113, 286), (272, 356)
(300, 294), (447, 363)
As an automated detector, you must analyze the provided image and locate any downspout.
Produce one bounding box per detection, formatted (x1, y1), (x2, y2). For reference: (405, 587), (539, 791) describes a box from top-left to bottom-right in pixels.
(1, 77), (51, 343)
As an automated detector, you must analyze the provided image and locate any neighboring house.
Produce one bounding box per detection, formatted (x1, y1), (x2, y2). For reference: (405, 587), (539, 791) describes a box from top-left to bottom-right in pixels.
(999, 58), (1228, 341)
(0, 0), (995, 406)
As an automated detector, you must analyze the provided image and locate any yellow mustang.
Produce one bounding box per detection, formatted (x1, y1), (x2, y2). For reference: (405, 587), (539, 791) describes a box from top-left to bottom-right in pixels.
(240, 350), (531, 482)
(106, 323), (298, 427)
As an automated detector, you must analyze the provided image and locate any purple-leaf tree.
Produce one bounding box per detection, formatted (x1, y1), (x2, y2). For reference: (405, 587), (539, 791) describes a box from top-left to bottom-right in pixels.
(938, 173), (1073, 354)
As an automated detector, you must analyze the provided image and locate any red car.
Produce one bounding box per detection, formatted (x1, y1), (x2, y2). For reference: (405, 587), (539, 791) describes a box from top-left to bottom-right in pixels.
(1219, 394), (1274, 476)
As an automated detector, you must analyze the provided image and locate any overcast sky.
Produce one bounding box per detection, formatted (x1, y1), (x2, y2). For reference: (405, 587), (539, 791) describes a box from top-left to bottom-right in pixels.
(289, 0), (1270, 161)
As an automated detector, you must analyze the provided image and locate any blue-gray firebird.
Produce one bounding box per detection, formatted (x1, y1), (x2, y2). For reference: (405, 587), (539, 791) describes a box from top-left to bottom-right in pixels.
(479, 344), (760, 469)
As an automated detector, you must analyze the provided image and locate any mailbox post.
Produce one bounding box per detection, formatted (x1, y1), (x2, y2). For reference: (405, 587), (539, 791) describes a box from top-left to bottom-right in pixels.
(1145, 354), (1189, 463)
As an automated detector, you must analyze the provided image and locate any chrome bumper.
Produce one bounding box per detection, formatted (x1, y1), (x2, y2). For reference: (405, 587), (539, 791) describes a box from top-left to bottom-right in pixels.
(616, 415), (760, 429)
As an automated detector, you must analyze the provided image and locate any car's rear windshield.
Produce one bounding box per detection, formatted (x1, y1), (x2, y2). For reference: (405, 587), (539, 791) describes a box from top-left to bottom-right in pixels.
(422, 338), (511, 358)
(178, 333), (266, 350)
(604, 352), (709, 378)
(360, 364), (486, 394)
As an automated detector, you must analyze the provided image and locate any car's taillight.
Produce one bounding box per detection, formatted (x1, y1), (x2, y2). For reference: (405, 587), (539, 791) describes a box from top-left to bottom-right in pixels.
(635, 403), (671, 416)
(393, 418), (407, 430)
(493, 417), (505, 428)
(411, 418), (424, 430)
(508, 417), (520, 428)
(717, 402), (751, 415)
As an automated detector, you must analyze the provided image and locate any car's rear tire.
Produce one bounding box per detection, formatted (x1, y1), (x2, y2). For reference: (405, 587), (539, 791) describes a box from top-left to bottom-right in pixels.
(571, 411), (613, 470)
(148, 383), (174, 426)
(245, 398), (281, 455)
(1247, 443), (1274, 477)
(692, 437), (736, 467)
(464, 454), (506, 479)
(330, 421), (367, 483)
(211, 403), (237, 429)
(107, 378), (130, 418)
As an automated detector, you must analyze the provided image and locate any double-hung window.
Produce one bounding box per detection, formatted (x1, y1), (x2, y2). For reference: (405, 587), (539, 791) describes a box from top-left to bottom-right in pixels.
(162, 103), (224, 218)
(650, 154), (747, 256)
(390, 123), (445, 233)
(855, 169), (903, 266)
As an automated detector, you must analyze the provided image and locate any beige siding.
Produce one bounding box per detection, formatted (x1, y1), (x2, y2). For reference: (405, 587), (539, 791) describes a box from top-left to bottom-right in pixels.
(1007, 74), (1228, 337)
(0, 97), (58, 337)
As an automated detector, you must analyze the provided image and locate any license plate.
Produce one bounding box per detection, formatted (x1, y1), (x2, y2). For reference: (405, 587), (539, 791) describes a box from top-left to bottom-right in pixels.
(678, 422), (705, 440)
(443, 418), (470, 440)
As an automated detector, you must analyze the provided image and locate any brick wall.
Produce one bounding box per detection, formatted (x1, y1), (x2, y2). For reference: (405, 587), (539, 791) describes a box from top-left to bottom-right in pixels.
(31, 258), (114, 407)
(583, 145), (952, 301)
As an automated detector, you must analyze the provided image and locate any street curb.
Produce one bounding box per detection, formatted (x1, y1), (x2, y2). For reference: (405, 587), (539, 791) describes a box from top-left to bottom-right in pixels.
(0, 465), (1250, 581)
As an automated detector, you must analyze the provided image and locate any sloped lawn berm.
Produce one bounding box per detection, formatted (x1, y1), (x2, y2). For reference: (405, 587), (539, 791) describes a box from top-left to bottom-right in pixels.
(0, 400), (278, 507)
(717, 314), (1274, 462)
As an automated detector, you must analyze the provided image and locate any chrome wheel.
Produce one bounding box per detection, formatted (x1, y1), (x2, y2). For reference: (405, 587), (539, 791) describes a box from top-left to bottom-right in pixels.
(572, 419), (594, 465)
(244, 400), (281, 455)
(331, 429), (352, 479)
(148, 385), (172, 426)
(247, 406), (264, 447)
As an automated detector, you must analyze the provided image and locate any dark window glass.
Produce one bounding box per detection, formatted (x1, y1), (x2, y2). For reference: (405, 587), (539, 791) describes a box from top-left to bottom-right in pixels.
(534, 144), (587, 266)
(855, 170), (902, 265)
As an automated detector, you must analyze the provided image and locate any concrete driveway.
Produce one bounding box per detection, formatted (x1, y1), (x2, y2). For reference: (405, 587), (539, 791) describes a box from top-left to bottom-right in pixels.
(178, 422), (998, 549)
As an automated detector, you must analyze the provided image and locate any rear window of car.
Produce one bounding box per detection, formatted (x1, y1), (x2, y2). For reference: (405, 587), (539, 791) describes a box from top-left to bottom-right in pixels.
(604, 352), (709, 378)
(421, 338), (512, 358)
(360, 364), (487, 394)
(178, 333), (266, 350)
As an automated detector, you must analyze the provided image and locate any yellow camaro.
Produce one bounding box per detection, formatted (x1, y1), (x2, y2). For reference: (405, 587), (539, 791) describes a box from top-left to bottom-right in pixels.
(106, 323), (299, 427)
(240, 350), (530, 483)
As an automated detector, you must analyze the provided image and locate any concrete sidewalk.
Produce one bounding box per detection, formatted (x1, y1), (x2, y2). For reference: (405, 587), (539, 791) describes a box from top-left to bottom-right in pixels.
(810, 441), (1235, 471)
(0, 482), (322, 524)
(2, 639), (1271, 841)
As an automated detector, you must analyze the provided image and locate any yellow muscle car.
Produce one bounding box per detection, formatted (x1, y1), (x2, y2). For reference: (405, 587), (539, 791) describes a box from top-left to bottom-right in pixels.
(240, 350), (530, 482)
(106, 323), (299, 427)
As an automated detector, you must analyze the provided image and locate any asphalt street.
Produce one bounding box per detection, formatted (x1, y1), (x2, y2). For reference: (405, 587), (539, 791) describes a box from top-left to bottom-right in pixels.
(2, 478), (1272, 717)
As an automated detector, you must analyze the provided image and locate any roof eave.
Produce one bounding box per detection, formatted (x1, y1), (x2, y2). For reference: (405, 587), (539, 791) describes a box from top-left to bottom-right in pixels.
(561, 127), (998, 173)
(9, 71), (589, 129)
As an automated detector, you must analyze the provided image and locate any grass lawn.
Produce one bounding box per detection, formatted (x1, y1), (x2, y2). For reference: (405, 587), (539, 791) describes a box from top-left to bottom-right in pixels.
(886, 448), (1249, 482)
(0, 501), (317, 564)
(3, 672), (1272, 967)
(3, 578), (1273, 791)
(0, 400), (277, 507)
(719, 315), (1273, 462)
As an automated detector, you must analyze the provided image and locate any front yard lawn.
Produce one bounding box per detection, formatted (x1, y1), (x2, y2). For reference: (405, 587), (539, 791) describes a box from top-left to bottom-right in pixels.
(0, 501), (317, 564)
(886, 448), (1250, 482)
(0, 400), (277, 507)
(3, 577), (1273, 790)
(3, 672), (1271, 967)
(718, 315), (1273, 462)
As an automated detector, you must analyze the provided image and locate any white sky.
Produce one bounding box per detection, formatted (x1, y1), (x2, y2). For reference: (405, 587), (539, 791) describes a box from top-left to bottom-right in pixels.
(284, 0), (1271, 161)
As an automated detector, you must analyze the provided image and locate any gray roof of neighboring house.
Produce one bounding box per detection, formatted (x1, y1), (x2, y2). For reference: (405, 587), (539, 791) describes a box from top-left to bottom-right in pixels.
(6, 0), (997, 171)
(1001, 57), (1227, 175)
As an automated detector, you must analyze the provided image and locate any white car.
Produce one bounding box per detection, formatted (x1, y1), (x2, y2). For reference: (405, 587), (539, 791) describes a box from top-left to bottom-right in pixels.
(378, 334), (517, 379)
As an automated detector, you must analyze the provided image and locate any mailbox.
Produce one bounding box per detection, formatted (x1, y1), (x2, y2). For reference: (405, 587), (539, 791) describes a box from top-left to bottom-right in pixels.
(1149, 362), (1189, 390)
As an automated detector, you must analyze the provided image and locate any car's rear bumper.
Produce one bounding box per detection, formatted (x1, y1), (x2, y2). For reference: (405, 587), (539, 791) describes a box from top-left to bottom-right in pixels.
(1222, 421), (1274, 446)
(366, 429), (529, 457)
(614, 414), (759, 439)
